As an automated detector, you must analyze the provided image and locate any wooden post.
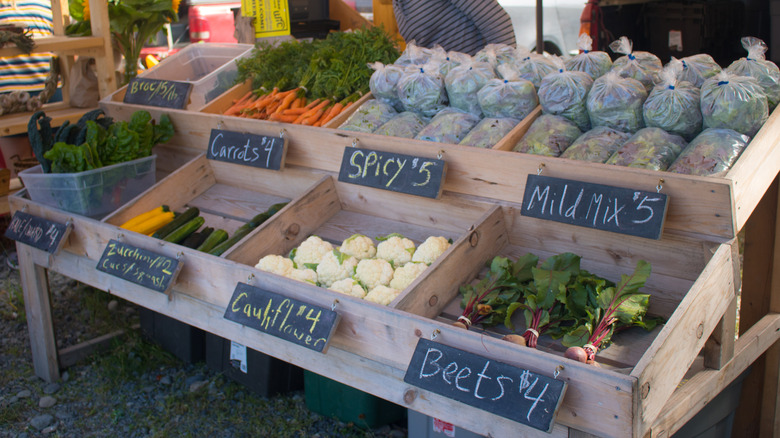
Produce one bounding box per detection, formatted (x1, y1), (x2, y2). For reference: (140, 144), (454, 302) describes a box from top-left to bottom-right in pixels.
(17, 244), (60, 383)
(88, 0), (117, 98)
(733, 175), (780, 437)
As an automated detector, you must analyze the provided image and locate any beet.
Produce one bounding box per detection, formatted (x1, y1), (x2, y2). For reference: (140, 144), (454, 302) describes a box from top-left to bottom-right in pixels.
(565, 346), (588, 363)
(502, 334), (527, 346)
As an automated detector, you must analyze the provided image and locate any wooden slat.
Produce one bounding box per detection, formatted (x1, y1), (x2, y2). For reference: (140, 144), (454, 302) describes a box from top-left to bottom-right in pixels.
(394, 205), (509, 318)
(58, 325), (137, 368)
(17, 244), (60, 382)
(492, 106), (542, 151)
(0, 105), (98, 136)
(631, 244), (737, 436)
(0, 36), (104, 58)
(650, 313), (780, 437)
(14, 201), (637, 437)
(96, 106), (737, 239)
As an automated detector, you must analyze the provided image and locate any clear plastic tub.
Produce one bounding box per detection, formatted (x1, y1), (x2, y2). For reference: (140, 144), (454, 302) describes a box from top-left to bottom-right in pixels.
(140, 43), (254, 108)
(19, 155), (156, 218)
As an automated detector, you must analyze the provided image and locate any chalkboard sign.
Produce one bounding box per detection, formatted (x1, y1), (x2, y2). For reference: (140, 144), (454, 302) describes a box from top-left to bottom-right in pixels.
(338, 147), (446, 199)
(224, 282), (340, 353)
(96, 239), (182, 293)
(207, 129), (287, 170)
(522, 174), (669, 240)
(123, 78), (192, 109)
(404, 338), (567, 433)
(4, 211), (71, 254)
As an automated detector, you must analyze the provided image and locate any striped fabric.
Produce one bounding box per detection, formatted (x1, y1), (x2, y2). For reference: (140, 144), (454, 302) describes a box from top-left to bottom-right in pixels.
(0, 0), (53, 94)
(392, 0), (516, 55)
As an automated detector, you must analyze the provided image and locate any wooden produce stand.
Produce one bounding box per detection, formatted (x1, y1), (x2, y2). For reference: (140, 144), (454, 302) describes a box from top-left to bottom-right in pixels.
(9, 55), (780, 438)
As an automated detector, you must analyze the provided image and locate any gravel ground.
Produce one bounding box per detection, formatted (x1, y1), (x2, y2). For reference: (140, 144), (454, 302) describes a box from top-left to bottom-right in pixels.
(0, 230), (409, 438)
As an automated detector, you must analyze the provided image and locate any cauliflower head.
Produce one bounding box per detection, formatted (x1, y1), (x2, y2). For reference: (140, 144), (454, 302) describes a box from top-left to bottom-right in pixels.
(255, 255), (294, 277)
(389, 262), (428, 290)
(339, 234), (377, 260)
(286, 268), (318, 285)
(412, 236), (451, 265)
(328, 278), (367, 299)
(365, 285), (401, 306)
(376, 234), (416, 267)
(316, 249), (358, 287)
(292, 235), (333, 268)
(354, 258), (395, 290)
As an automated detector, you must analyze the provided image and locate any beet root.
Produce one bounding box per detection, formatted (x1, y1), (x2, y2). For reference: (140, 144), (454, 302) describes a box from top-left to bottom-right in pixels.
(502, 334), (527, 346)
(565, 346), (588, 363)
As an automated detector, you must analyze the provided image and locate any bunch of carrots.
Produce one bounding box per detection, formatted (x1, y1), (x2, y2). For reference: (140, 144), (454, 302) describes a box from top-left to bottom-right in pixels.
(222, 87), (354, 127)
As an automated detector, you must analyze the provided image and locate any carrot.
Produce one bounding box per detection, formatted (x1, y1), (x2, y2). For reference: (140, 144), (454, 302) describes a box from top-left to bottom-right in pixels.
(291, 97), (305, 109)
(303, 98), (321, 110)
(282, 108), (307, 116)
(299, 108), (325, 125)
(274, 91), (298, 114)
(224, 94), (257, 116)
(295, 99), (330, 123)
(319, 102), (344, 126)
(268, 113), (299, 123)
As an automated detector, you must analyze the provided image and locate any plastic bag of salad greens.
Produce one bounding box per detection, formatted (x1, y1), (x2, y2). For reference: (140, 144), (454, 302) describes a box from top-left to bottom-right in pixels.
(432, 46), (472, 78)
(339, 99), (398, 133)
(373, 111), (429, 138)
(701, 71), (768, 137)
(678, 54), (722, 88)
(414, 108), (481, 144)
(586, 70), (648, 133)
(445, 59), (496, 116)
(725, 36), (780, 109)
(474, 43), (517, 72)
(643, 59), (702, 140)
(394, 41), (432, 66)
(397, 62), (448, 117)
(605, 127), (686, 170)
(565, 34), (613, 80)
(368, 62), (405, 111)
(560, 126), (631, 163)
(538, 56), (594, 131)
(668, 128), (750, 176)
(513, 114), (582, 156)
(478, 64), (538, 120)
(610, 36), (662, 92)
(459, 117), (519, 148)
(511, 47), (557, 89)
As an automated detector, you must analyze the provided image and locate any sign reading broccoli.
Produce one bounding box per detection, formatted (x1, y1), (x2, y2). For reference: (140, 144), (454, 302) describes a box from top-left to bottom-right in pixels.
(338, 147), (446, 199)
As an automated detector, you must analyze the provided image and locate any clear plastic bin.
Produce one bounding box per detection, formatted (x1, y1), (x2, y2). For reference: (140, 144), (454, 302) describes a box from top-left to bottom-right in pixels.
(19, 155), (156, 218)
(139, 43), (254, 109)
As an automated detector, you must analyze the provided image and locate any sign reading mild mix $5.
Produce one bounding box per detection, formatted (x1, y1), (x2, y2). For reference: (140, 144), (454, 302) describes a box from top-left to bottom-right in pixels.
(242, 0), (291, 38)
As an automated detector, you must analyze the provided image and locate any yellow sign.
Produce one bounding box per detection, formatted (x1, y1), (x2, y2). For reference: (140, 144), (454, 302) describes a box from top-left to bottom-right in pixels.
(242, 0), (291, 38)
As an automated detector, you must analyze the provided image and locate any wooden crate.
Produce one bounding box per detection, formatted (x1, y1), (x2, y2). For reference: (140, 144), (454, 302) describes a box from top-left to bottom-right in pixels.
(226, 175), (502, 310)
(197, 79), (371, 129)
(8, 187), (743, 437)
(103, 153), (325, 252)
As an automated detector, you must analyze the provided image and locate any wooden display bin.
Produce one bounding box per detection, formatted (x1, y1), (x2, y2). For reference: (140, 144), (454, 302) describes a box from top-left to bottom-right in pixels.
(103, 153), (324, 252)
(226, 174), (503, 311)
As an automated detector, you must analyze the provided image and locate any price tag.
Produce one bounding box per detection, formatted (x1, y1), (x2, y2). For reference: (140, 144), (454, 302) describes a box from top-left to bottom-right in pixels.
(242, 0), (291, 38)
(4, 211), (71, 254)
(338, 147), (446, 199)
(96, 239), (182, 293)
(123, 78), (192, 109)
(404, 338), (567, 433)
(207, 129), (287, 170)
(521, 174), (669, 239)
(224, 282), (339, 353)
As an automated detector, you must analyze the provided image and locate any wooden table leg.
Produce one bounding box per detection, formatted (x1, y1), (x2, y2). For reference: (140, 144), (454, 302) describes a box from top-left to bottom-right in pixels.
(17, 243), (60, 382)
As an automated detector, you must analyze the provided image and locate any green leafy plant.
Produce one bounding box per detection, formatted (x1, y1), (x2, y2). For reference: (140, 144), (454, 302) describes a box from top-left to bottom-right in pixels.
(66, 0), (180, 83)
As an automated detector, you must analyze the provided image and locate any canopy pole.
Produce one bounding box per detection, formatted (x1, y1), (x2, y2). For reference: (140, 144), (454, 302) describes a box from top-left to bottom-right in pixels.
(536, 0), (543, 54)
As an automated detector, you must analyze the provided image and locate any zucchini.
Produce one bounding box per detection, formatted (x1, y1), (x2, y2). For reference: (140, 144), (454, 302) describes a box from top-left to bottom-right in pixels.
(152, 207), (199, 239)
(182, 227), (213, 249)
(208, 227), (252, 256)
(196, 229), (229, 253)
(163, 216), (205, 244)
(246, 202), (289, 228)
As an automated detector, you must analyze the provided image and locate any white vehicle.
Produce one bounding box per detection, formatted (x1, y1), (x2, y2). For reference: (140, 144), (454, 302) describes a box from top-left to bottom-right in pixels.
(499, 0), (585, 56)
